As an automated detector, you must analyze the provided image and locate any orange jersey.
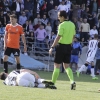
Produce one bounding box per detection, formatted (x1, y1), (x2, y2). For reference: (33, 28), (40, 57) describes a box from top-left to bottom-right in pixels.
(5, 24), (24, 49)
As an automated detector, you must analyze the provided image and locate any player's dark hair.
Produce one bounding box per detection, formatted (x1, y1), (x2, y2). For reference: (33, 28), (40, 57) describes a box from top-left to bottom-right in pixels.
(59, 11), (67, 19)
(10, 14), (17, 19)
(0, 72), (7, 80)
(94, 34), (98, 39)
(98, 42), (100, 48)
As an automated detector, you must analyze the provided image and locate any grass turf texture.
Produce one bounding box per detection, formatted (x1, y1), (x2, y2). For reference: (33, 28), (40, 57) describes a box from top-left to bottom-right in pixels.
(0, 70), (100, 100)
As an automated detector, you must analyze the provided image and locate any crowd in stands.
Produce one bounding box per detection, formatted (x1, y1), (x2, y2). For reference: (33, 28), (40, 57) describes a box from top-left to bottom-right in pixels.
(0, 0), (100, 50)
(0, 0), (100, 74)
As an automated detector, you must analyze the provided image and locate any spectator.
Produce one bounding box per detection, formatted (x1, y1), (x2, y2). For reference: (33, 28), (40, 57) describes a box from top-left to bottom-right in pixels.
(40, 0), (47, 17)
(72, 5), (81, 20)
(77, 5), (82, 19)
(3, 0), (10, 12)
(65, 0), (71, 10)
(41, 14), (48, 27)
(76, 0), (84, 5)
(24, 0), (33, 20)
(65, 0), (72, 17)
(73, 18), (79, 38)
(48, 6), (58, 31)
(28, 20), (34, 32)
(0, 11), (6, 27)
(34, 24), (47, 48)
(92, 13), (98, 27)
(97, 18), (100, 29)
(77, 18), (83, 29)
(27, 31), (34, 52)
(20, 0), (24, 11)
(98, 0), (100, 7)
(57, 0), (68, 13)
(86, 0), (91, 7)
(11, 0), (21, 19)
(50, 31), (56, 44)
(80, 18), (90, 44)
(33, 0), (41, 16)
(19, 11), (27, 25)
(5, 11), (10, 24)
(87, 14), (93, 29)
(0, 21), (5, 34)
(33, 14), (41, 25)
(80, 4), (85, 18)
(89, 0), (98, 14)
(89, 25), (98, 38)
(82, 7), (91, 19)
(47, 0), (54, 13)
(53, 0), (60, 6)
(34, 21), (41, 31)
(77, 18), (83, 38)
(0, 0), (4, 11)
(47, 31), (57, 48)
(11, 10), (16, 15)
(23, 20), (29, 36)
(45, 22), (52, 39)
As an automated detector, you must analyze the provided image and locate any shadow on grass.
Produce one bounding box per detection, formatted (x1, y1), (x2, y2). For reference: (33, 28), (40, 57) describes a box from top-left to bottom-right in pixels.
(77, 89), (100, 93)
(35, 71), (100, 83)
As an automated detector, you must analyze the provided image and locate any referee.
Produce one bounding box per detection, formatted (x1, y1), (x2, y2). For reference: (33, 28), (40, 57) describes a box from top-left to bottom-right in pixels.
(49, 11), (76, 90)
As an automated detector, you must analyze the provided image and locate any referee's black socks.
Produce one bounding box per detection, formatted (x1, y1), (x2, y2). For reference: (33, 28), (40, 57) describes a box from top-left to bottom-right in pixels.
(4, 62), (8, 73)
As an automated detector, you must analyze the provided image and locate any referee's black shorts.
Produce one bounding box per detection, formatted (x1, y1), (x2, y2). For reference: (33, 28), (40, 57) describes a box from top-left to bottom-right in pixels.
(54, 43), (71, 64)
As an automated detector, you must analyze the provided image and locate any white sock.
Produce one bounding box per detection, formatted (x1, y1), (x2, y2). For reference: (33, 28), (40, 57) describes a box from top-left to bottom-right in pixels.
(37, 79), (45, 84)
(37, 84), (45, 88)
(91, 68), (95, 77)
(78, 65), (86, 73)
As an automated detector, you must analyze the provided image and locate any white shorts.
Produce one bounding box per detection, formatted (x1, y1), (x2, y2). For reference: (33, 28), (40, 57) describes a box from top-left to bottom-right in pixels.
(86, 57), (94, 63)
(16, 72), (35, 87)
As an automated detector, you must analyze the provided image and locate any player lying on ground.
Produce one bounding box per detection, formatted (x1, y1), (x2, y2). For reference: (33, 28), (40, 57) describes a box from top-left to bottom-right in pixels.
(0, 69), (56, 89)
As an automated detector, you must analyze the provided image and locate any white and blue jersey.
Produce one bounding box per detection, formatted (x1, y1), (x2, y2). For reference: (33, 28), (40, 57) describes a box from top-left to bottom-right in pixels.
(86, 39), (98, 63)
(4, 70), (20, 86)
(87, 40), (98, 58)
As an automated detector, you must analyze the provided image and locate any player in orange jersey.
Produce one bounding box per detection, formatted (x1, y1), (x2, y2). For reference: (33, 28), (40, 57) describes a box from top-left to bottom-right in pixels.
(3, 14), (27, 73)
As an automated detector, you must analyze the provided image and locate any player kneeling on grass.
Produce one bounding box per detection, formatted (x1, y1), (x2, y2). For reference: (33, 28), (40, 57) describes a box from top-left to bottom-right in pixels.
(0, 69), (56, 89)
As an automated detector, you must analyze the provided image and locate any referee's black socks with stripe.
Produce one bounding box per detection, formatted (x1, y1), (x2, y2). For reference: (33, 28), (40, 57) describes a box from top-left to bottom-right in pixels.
(4, 62), (8, 73)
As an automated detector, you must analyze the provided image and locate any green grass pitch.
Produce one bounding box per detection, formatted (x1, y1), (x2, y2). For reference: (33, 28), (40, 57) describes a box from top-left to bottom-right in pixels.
(0, 70), (100, 100)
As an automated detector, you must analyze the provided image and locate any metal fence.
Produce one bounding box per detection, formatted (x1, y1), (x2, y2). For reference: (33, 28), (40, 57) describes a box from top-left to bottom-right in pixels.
(0, 35), (88, 71)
